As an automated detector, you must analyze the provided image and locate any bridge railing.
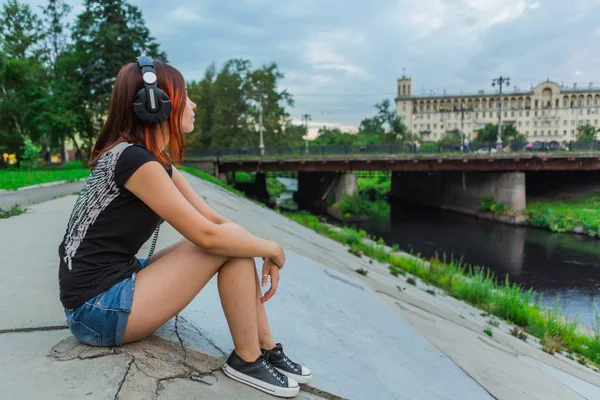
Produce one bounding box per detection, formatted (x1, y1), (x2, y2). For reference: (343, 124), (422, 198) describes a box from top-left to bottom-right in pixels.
(185, 140), (600, 159)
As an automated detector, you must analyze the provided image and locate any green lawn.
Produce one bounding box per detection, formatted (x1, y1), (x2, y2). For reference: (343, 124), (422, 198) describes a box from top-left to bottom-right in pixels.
(0, 167), (90, 190)
(526, 193), (600, 234)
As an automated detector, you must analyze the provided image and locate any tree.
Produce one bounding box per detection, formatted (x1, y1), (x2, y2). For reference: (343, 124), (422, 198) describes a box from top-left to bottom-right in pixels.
(474, 123), (527, 143)
(357, 117), (385, 144)
(576, 124), (598, 141)
(0, 0), (46, 162)
(312, 127), (358, 146)
(71, 0), (167, 155)
(187, 64), (217, 149)
(438, 129), (461, 145)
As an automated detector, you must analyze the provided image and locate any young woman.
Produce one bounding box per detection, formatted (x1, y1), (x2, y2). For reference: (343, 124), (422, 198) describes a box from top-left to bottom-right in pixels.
(58, 57), (311, 398)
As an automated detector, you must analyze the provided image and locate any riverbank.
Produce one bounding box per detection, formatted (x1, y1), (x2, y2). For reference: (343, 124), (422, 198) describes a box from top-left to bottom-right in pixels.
(180, 168), (600, 371)
(285, 211), (600, 370)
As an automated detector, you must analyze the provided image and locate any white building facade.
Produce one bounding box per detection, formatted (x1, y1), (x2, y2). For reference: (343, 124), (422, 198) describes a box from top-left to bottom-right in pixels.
(395, 77), (600, 143)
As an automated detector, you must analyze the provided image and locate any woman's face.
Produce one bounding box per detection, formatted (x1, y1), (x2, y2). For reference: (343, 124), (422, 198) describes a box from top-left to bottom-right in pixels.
(180, 91), (197, 133)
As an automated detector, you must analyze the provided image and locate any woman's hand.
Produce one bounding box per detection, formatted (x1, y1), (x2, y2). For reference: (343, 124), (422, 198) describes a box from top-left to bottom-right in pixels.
(260, 257), (280, 303)
(269, 242), (286, 269)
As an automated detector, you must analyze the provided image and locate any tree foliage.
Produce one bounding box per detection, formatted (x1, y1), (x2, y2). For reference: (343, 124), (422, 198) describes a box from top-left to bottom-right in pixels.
(576, 124), (598, 141)
(474, 123), (527, 143)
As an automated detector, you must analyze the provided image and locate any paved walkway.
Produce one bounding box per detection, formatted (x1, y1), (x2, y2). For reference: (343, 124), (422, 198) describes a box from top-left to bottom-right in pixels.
(1, 173), (600, 399)
(0, 180), (85, 209)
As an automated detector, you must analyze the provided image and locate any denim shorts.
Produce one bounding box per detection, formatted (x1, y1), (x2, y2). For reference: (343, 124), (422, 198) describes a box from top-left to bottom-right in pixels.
(64, 258), (150, 347)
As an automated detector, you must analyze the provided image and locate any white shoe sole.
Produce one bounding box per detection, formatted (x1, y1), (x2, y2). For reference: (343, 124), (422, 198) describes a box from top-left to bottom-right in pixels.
(222, 364), (300, 398)
(275, 367), (313, 384)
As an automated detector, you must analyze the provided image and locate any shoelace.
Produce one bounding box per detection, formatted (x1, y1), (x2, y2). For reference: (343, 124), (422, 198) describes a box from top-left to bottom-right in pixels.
(270, 349), (299, 373)
(261, 359), (286, 384)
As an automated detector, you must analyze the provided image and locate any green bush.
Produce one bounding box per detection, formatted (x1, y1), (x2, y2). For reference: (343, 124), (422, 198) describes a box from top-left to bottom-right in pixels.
(480, 196), (495, 211)
(418, 142), (438, 153)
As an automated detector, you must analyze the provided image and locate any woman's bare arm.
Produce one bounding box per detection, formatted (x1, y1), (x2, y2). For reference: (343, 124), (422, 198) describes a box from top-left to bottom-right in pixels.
(171, 167), (231, 225)
(125, 161), (285, 267)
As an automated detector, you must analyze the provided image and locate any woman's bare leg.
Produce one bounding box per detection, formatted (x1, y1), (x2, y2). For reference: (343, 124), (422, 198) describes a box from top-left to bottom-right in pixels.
(123, 240), (262, 361)
(253, 265), (277, 350)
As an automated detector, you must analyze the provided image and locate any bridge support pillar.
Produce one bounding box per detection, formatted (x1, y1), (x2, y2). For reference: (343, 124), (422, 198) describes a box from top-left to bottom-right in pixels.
(295, 172), (358, 214)
(390, 171), (526, 213)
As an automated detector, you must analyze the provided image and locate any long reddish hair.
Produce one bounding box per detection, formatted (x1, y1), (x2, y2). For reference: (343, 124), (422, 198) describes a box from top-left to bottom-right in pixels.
(89, 60), (186, 168)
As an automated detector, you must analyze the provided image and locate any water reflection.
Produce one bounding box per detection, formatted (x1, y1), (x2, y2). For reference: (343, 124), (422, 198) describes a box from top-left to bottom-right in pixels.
(355, 203), (600, 327)
(272, 177), (600, 327)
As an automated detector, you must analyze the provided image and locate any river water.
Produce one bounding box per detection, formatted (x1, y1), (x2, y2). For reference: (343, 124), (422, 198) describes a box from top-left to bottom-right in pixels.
(274, 177), (600, 328)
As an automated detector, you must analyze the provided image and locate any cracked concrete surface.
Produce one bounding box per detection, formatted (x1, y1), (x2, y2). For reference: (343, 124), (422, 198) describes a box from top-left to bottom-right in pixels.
(3, 174), (600, 399)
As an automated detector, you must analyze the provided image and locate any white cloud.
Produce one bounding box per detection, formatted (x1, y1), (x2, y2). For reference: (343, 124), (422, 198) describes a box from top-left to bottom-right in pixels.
(594, 28), (600, 36)
(576, 70), (582, 76)
(168, 6), (203, 23)
(305, 30), (369, 78)
(530, 1), (540, 9)
(290, 118), (358, 138)
(312, 74), (334, 84)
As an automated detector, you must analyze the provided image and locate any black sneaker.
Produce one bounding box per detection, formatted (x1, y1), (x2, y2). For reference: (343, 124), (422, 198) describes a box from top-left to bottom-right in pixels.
(262, 343), (313, 384)
(222, 350), (300, 398)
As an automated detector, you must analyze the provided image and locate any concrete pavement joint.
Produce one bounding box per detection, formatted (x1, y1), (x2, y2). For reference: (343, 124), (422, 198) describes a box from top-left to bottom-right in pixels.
(299, 384), (351, 400)
(0, 325), (67, 335)
(114, 356), (134, 400)
(323, 269), (365, 291)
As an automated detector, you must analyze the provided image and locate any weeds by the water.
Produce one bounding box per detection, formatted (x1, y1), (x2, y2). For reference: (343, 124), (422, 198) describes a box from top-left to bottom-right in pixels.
(526, 192), (600, 235)
(283, 210), (600, 365)
(487, 319), (500, 328)
(389, 265), (406, 277)
(406, 277), (417, 286)
(0, 204), (26, 218)
(510, 326), (528, 341)
(355, 268), (368, 276)
(348, 248), (362, 257)
(426, 289), (436, 296)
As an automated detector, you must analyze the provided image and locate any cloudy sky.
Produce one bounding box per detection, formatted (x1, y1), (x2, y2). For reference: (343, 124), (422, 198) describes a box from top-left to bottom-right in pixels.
(18, 0), (600, 136)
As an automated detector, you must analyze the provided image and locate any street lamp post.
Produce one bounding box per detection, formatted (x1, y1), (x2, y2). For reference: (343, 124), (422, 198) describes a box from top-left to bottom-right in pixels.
(492, 76), (510, 152)
(258, 100), (264, 156)
(302, 113), (311, 154)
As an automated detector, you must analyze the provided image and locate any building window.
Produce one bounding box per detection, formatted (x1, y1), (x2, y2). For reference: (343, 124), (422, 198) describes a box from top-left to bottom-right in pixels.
(433, 124), (437, 129)
(578, 99), (582, 107)
(402, 104), (406, 112)
(518, 121), (522, 127)
(526, 111), (530, 117)
(563, 130), (567, 135)
(579, 120), (584, 126)
(571, 129), (575, 135)
(420, 105), (424, 112)
(420, 124), (424, 129)
(572, 120), (575, 126)
(595, 98), (598, 105)
(580, 109), (583, 115)
(555, 121), (558, 127)
(427, 114), (430, 120)
(534, 121), (538, 127)
(534, 131), (537, 136)
(555, 130), (558, 136)
(526, 121), (530, 127)
(482, 112), (486, 118)
(511, 111), (515, 117)
(535, 100), (539, 109)
(427, 124), (430, 129)
(426, 104), (431, 111)
(564, 120), (567, 126)
(595, 120), (599, 125)
(534, 111), (538, 116)
(504, 111), (508, 117)
(541, 130), (544, 136)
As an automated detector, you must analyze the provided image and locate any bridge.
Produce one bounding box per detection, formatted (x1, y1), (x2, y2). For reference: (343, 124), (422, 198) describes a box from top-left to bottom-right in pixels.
(183, 142), (600, 217)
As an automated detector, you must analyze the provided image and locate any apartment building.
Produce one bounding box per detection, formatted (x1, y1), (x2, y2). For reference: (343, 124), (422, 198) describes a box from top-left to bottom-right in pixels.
(395, 76), (600, 142)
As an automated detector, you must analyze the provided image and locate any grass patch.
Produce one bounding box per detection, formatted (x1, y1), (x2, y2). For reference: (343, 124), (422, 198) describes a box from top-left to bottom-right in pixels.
(348, 248), (362, 258)
(179, 165), (245, 197)
(355, 268), (368, 276)
(526, 192), (600, 235)
(0, 167), (90, 190)
(283, 210), (600, 365)
(426, 289), (436, 296)
(406, 277), (417, 286)
(484, 326), (494, 337)
(333, 193), (390, 219)
(389, 265), (406, 277)
(266, 177), (287, 197)
(0, 204), (26, 218)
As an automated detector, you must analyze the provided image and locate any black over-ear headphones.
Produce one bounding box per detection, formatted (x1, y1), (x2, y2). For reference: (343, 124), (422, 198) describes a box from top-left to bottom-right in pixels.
(133, 56), (172, 123)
